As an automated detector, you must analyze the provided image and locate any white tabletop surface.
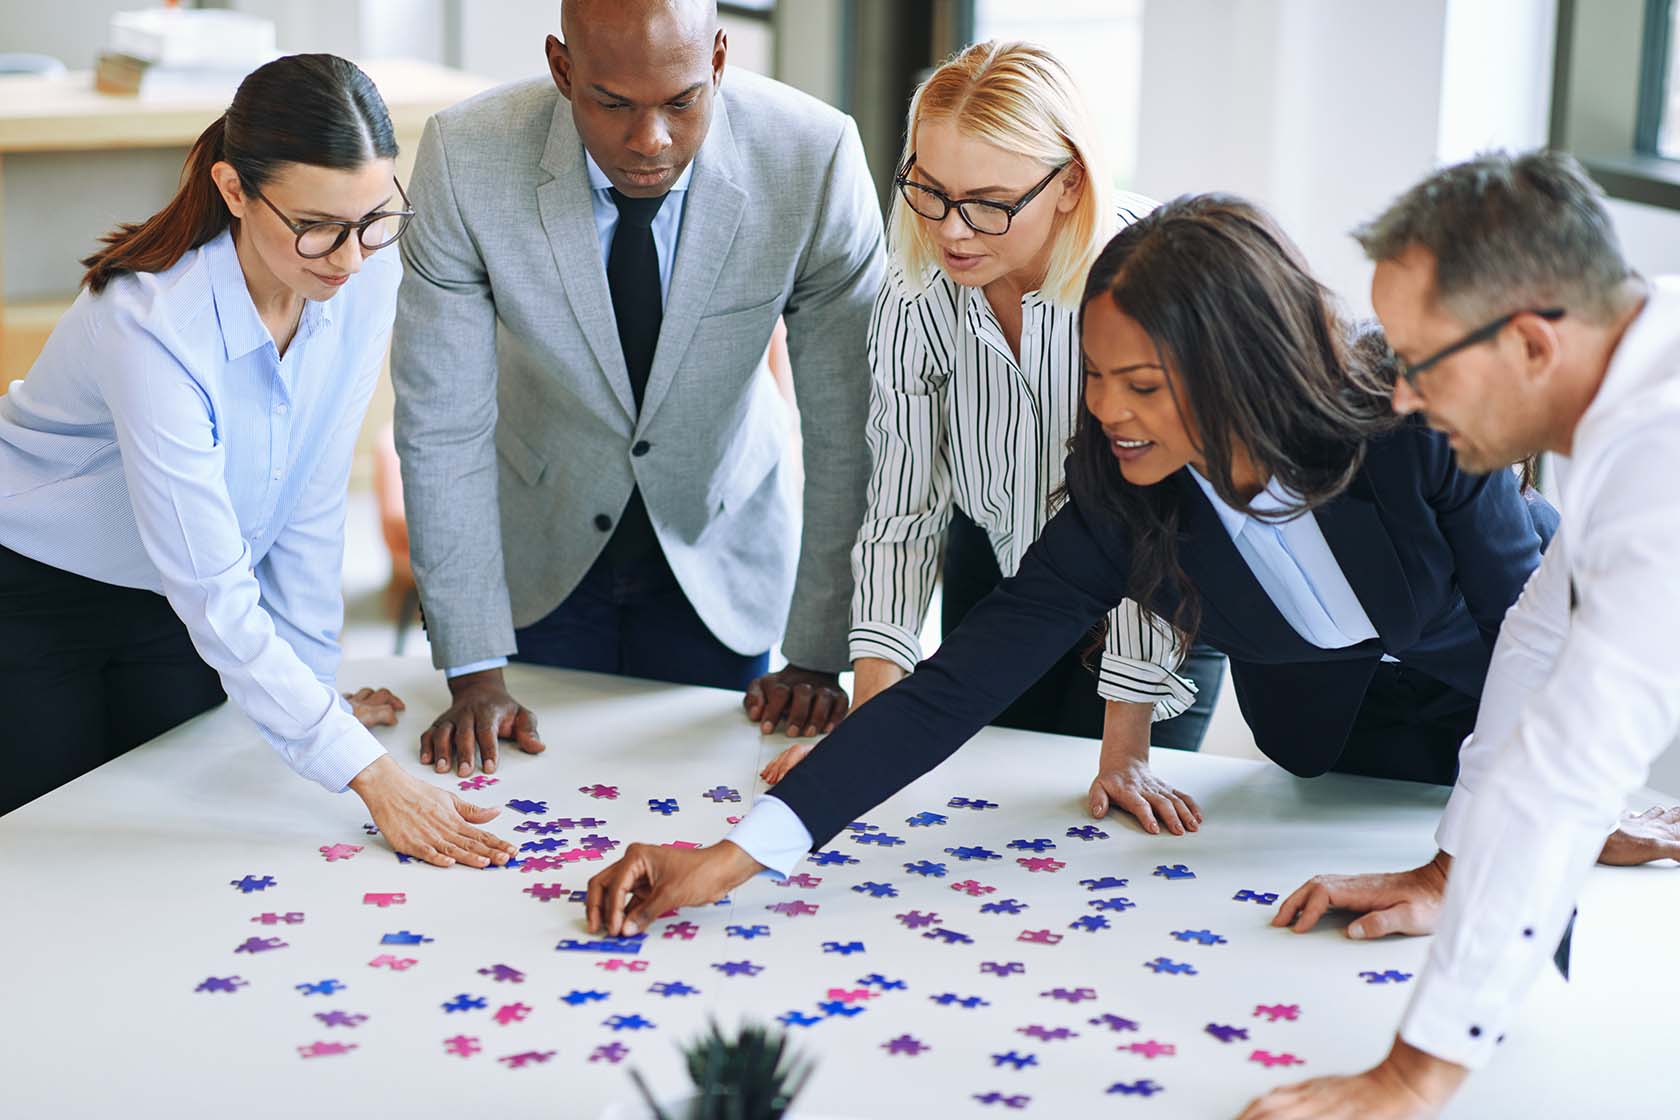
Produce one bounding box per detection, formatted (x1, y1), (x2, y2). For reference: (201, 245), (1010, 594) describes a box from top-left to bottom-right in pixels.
(2, 657), (1674, 1118)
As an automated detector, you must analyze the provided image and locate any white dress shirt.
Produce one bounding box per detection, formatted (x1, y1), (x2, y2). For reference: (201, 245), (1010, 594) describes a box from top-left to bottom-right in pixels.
(1400, 277), (1680, 1068)
(446, 149), (694, 679)
(0, 228), (401, 790)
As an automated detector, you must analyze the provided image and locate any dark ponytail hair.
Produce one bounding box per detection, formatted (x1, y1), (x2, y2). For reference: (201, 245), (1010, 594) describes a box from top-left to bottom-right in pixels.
(1061, 194), (1403, 651)
(81, 54), (397, 293)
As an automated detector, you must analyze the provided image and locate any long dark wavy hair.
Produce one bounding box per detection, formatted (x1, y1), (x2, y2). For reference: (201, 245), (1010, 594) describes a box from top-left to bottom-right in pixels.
(81, 54), (396, 293)
(1061, 194), (1406, 653)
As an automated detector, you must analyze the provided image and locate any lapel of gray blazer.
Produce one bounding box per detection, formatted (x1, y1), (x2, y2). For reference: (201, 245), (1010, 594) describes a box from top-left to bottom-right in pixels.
(535, 98), (636, 422)
(636, 93), (750, 429)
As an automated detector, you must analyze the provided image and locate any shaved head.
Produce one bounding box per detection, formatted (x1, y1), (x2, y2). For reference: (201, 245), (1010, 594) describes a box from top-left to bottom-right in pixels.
(548, 0), (726, 197)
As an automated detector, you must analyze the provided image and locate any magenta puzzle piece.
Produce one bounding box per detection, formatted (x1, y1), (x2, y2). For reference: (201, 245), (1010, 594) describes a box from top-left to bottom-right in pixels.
(235, 936), (287, 954)
(1124, 1040), (1176, 1059)
(251, 912), (304, 925)
(579, 784), (619, 799)
(492, 1002), (533, 1025)
(590, 1042), (630, 1063)
(443, 1034), (481, 1057)
(1250, 1049), (1306, 1068)
(499, 1050), (556, 1069)
(1016, 857), (1065, 873)
(1254, 1003), (1301, 1022)
(522, 882), (567, 901)
(661, 921), (700, 940)
(777, 873), (823, 889)
(595, 958), (650, 972)
(1017, 929), (1064, 945)
(318, 843), (363, 862)
(362, 892), (406, 908)
(297, 1041), (356, 1059)
(950, 879), (997, 897)
(458, 775), (498, 791)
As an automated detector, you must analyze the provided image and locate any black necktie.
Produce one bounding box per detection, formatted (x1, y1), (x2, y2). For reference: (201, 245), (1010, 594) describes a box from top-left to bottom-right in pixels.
(606, 187), (667, 409)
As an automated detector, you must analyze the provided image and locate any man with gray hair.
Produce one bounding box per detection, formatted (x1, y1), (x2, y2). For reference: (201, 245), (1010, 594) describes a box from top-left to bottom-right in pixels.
(1244, 150), (1680, 1117)
(394, 0), (884, 781)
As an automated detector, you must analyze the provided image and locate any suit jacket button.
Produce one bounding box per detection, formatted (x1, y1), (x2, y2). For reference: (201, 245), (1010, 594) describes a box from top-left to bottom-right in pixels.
(594, 514), (612, 531)
(632, 440), (651, 457)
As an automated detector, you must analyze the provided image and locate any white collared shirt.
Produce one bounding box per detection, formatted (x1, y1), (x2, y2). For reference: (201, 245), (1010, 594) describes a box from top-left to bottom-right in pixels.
(1400, 277), (1680, 1067)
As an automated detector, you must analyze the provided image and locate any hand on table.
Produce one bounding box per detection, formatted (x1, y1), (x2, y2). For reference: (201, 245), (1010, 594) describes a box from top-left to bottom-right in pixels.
(348, 754), (517, 869)
(1272, 852), (1451, 939)
(1089, 758), (1202, 836)
(419, 667), (545, 777)
(586, 840), (765, 936)
(1236, 1038), (1466, 1120)
(743, 664), (848, 737)
(1598, 805), (1680, 865)
(345, 686), (405, 728)
(758, 658), (901, 783)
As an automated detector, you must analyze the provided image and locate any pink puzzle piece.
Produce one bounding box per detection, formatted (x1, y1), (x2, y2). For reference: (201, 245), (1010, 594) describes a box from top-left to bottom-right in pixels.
(579, 784), (620, 800)
(825, 988), (878, 1004)
(1018, 929), (1064, 945)
(368, 954), (419, 971)
(499, 1050), (556, 1069)
(778, 873), (823, 889)
(522, 882), (567, 902)
(459, 775), (499, 791)
(766, 900), (820, 917)
(951, 879), (996, 897)
(492, 1002), (533, 1025)
(1124, 1040), (1176, 1059)
(443, 1035), (481, 1057)
(596, 959), (650, 972)
(251, 912), (304, 925)
(662, 840), (702, 849)
(1253, 1004), (1301, 1022)
(519, 856), (569, 873)
(558, 848), (606, 863)
(298, 1041), (357, 1059)
(319, 843), (363, 862)
(1250, 1050), (1306, 1068)
(1016, 857), (1065, 873)
(662, 922), (700, 940)
(362, 892), (406, 908)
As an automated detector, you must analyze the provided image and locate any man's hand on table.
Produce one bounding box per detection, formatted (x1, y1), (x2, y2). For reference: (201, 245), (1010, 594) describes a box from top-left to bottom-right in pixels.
(345, 686), (405, 728)
(586, 841), (765, 936)
(1236, 1038), (1466, 1120)
(420, 667), (546, 777)
(744, 664), (848, 738)
(1598, 805), (1680, 865)
(1272, 852), (1451, 938)
(348, 755), (517, 869)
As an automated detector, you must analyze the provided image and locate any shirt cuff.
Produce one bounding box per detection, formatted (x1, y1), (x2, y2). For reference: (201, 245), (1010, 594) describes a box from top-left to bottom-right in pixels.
(848, 622), (923, 674)
(1096, 651), (1197, 720)
(290, 705), (389, 793)
(1397, 965), (1506, 1069)
(1435, 779), (1477, 857)
(725, 795), (814, 879)
(446, 656), (509, 679)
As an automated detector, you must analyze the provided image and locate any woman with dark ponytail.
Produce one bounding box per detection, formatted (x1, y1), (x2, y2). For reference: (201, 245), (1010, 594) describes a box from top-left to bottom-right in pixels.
(0, 55), (517, 869)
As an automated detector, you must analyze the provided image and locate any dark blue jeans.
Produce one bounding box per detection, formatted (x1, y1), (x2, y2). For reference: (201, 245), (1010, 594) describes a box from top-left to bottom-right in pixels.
(512, 547), (769, 691)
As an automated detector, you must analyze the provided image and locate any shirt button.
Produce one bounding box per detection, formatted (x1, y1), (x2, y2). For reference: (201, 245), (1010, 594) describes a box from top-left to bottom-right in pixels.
(594, 514), (612, 532)
(274, 403), (288, 415)
(1469, 1026), (1482, 1038)
(632, 440), (651, 457)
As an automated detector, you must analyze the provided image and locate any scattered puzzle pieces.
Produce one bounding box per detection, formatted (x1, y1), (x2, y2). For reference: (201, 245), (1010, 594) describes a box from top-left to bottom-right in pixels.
(981, 961), (1025, 977)
(1080, 876), (1129, 891)
(809, 850), (859, 866)
(1017, 929), (1064, 945)
(478, 964), (525, 983)
(368, 954), (418, 971)
(442, 994), (487, 1013)
(882, 1034), (929, 1056)
(1143, 957), (1197, 975)
(930, 993), (990, 1008)
(492, 1002), (532, 1025)
(1041, 987), (1096, 1004)
(579, 784), (619, 799)
(230, 875), (276, 894)
(298, 1041), (356, 1058)
(990, 1050), (1038, 1070)
(906, 811), (948, 828)
(822, 941), (866, 955)
(766, 900), (820, 917)
(1124, 1039), (1176, 1059)
(726, 924), (771, 940)
(1107, 1080), (1163, 1097)
(702, 786), (740, 803)
(1206, 1023), (1250, 1043)
(505, 799), (548, 815)
(590, 1042), (630, 1064)
(443, 1034), (481, 1057)
(458, 775), (497, 791)
(559, 989), (610, 1005)
(1234, 888), (1280, 904)
(195, 976), (246, 993)
(947, 797), (999, 810)
(1250, 1049), (1306, 1068)
(896, 910), (941, 929)
(1254, 1004), (1301, 1022)
(296, 979), (345, 996)
(251, 912), (304, 925)
(852, 881), (898, 898)
(903, 860), (947, 878)
(945, 845), (1002, 861)
(234, 936), (286, 954)
(649, 980), (699, 998)
(972, 1092), (1029, 1108)
(499, 1050), (555, 1069)
(1153, 863), (1196, 880)
(1089, 1013), (1140, 1032)
(1018, 1025), (1078, 1042)
(1171, 929), (1227, 946)
(712, 960), (764, 977)
(647, 798), (680, 815)
(314, 1010), (367, 1028)
(362, 892), (406, 908)
(1359, 970), (1414, 984)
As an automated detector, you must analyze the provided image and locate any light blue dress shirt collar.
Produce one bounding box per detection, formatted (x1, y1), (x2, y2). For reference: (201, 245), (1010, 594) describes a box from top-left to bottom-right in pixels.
(583, 148), (694, 307)
(205, 228), (333, 362)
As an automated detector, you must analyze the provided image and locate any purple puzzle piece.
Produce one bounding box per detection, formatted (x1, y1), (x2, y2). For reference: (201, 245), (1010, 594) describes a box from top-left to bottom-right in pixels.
(702, 786), (741, 803)
(1089, 1013), (1141, 1032)
(980, 898), (1028, 914)
(981, 961), (1025, 977)
(234, 936), (286, 954)
(505, 799), (548, 815)
(972, 1092), (1029, 1108)
(712, 960), (765, 977)
(766, 900), (820, 918)
(882, 1034), (929, 1056)
(230, 875), (276, 893)
(1040, 987), (1096, 1003)
(1018, 1025), (1078, 1042)
(1206, 1023), (1250, 1043)
(590, 1042), (630, 1064)
(195, 976), (247, 993)
(896, 910), (941, 929)
(478, 964), (525, 983)
(251, 912), (304, 925)
(778, 873), (823, 889)
(314, 1010), (368, 1028)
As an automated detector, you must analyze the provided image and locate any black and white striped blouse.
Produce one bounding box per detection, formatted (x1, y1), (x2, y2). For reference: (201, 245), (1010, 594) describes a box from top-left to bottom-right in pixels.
(847, 193), (1196, 717)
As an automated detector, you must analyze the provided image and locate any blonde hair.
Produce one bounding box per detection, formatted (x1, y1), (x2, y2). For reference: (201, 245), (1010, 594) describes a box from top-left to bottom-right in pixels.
(889, 40), (1112, 307)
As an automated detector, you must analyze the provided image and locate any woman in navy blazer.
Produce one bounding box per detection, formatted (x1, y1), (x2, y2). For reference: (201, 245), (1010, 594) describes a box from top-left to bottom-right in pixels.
(583, 196), (1560, 929)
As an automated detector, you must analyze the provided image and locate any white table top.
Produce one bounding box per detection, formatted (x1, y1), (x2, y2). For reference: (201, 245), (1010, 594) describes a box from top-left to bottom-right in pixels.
(2, 657), (1674, 1117)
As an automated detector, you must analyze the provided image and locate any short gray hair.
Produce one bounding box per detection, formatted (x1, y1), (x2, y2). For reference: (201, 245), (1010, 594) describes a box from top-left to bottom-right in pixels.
(1355, 149), (1633, 324)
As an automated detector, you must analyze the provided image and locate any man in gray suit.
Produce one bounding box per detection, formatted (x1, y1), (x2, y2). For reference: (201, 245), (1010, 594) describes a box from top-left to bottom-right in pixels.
(394, 0), (884, 776)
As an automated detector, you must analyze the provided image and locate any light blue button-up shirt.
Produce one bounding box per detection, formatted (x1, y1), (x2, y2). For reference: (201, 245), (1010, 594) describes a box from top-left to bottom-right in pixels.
(0, 227), (401, 790)
(445, 148), (694, 680)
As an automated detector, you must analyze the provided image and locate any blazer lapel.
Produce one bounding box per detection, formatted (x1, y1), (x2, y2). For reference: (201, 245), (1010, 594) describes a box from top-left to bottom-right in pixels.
(536, 100), (635, 422)
(1312, 472), (1419, 649)
(635, 95), (748, 429)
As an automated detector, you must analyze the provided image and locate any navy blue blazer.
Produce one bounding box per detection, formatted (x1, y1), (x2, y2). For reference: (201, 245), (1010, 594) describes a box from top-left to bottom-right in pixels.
(772, 420), (1548, 847)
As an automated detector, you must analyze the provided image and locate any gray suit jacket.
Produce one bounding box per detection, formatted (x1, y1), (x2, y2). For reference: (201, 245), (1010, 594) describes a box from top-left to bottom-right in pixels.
(393, 70), (883, 673)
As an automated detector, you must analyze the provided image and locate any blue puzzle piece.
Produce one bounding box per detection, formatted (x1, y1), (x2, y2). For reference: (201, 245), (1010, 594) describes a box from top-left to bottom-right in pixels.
(443, 993), (487, 1012)
(859, 973), (907, 991)
(1359, 969), (1414, 984)
(1153, 864), (1196, 880)
(1069, 914), (1110, 933)
(1205, 1023), (1249, 1043)
(944, 845), (1001, 861)
(726, 924), (771, 940)
(904, 860), (948, 877)
(980, 898), (1029, 915)
(295, 979), (344, 996)
(930, 992), (990, 1008)
(519, 837), (567, 853)
(559, 989), (610, 1005)
(906, 811), (948, 828)
(649, 980), (699, 998)
(230, 875), (276, 893)
(809, 850), (858, 866)
(818, 1000), (865, 1018)
(1108, 1080), (1163, 1097)
(990, 1050), (1038, 1070)
(1233, 888), (1280, 904)
(380, 930), (433, 945)
(822, 941), (866, 955)
(947, 797), (999, 810)
(1006, 838), (1055, 853)
(1143, 957), (1197, 975)
(1080, 876), (1130, 891)
(924, 927), (974, 945)
(703, 786), (741, 803)
(845, 821), (881, 833)
(505, 799), (548, 815)
(555, 935), (646, 954)
(853, 832), (905, 847)
(647, 798), (679, 815)
(1065, 825), (1109, 841)
(852, 881), (899, 898)
(712, 961), (764, 977)
(778, 1010), (823, 1027)
(1171, 929), (1227, 946)
(604, 1013), (655, 1031)
(1088, 897), (1136, 912)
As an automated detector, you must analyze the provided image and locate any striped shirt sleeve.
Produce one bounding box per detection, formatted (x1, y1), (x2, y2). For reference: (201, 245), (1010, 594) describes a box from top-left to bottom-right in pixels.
(1096, 598), (1198, 718)
(848, 278), (953, 671)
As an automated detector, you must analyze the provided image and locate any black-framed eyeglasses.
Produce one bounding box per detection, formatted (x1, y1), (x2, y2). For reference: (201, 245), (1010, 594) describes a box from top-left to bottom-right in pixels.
(250, 177), (414, 259)
(894, 153), (1069, 236)
(1396, 307), (1566, 389)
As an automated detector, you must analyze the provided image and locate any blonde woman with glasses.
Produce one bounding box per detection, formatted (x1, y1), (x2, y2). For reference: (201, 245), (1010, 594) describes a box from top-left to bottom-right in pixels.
(751, 41), (1226, 856)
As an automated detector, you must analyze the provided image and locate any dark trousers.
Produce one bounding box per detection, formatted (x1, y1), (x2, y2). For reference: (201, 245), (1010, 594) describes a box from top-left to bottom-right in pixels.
(941, 507), (1224, 745)
(513, 544), (769, 691)
(1334, 662), (1478, 785)
(0, 543), (225, 816)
